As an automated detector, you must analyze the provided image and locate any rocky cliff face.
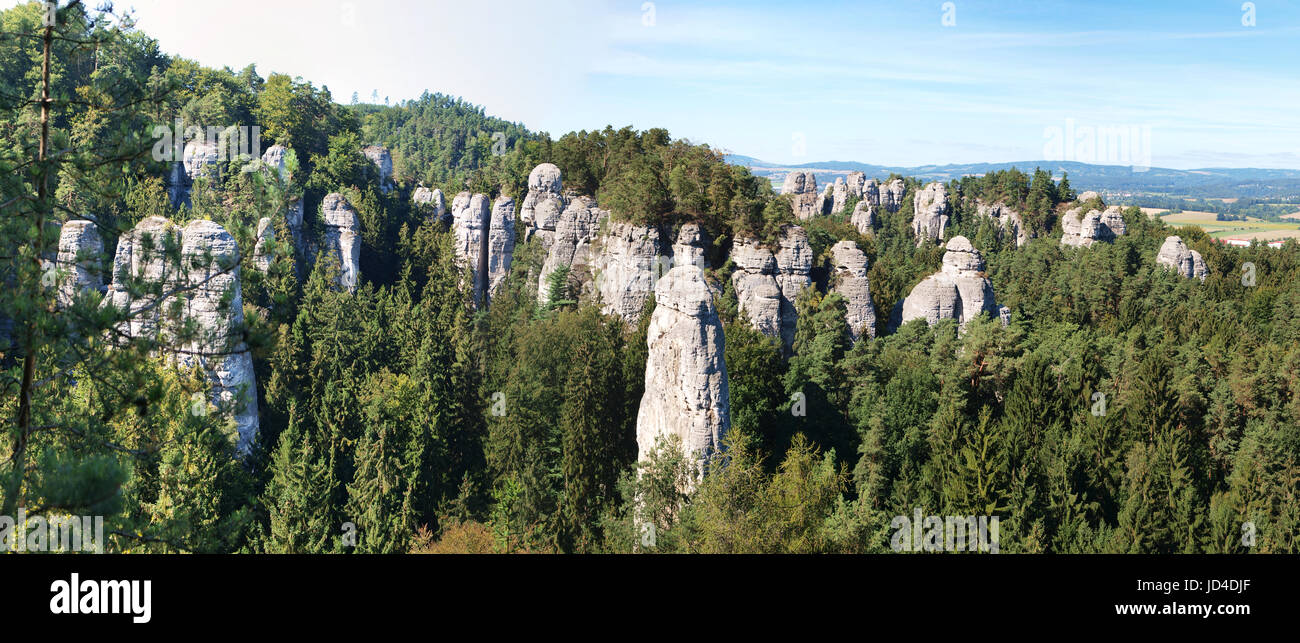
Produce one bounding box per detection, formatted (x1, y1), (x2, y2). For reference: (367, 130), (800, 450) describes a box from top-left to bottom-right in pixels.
(183, 140), (221, 182)
(781, 171), (821, 220)
(730, 226), (811, 353)
(103, 216), (182, 340)
(252, 217), (275, 273)
(262, 144), (289, 179)
(450, 192), (492, 305)
(487, 195), (517, 299)
(412, 187), (447, 223)
(176, 219), (259, 453)
(537, 196), (607, 307)
(880, 178), (905, 212)
(976, 201), (1029, 247)
(672, 223), (708, 269)
(1156, 236), (1208, 281)
(521, 163), (567, 247)
(901, 235), (998, 329)
(362, 145), (394, 194)
(168, 140), (222, 209)
(851, 200), (877, 236)
(831, 177), (849, 215)
(1061, 205), (1127, 247)
(55, 220), (104, 308)
(912, 182), (951, 245)
(830, 240), (876, 341)
(321, 193), (362, 292)
(593, 221), (668, 323)
(635, 264), (730, 475)
(102, 217), (258, 453)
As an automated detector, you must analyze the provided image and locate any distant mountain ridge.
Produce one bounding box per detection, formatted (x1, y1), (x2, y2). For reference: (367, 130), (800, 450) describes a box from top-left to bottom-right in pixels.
(725, 155), (1300, 199)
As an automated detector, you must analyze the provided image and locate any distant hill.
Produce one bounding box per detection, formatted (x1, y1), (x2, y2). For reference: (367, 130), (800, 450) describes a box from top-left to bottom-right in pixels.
(725, 155), (1300, 199)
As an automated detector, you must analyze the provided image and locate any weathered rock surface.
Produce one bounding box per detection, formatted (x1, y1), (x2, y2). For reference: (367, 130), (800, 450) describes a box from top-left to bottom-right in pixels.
(412, 187), (447, 223)
(537, 196), (607, 307)
(183, 140), (221, 182)
(730, 226), (811, 352)
(1156, 236), (1208, 281)
(912, 182), (950, 245)
(831, 177), (849, 215)
(851, 200), (877, 236)
(521, 163), (568, 247)
(1061, 205), (1127, 247)
(362, 145), (394, 194)
(594, 221), (667, 323)
(881, 178), (905, 212)
(486, 195), (516, 299)
(1076, 191), (1101, 203)
(781, 171), (820, 220)
(55, 219), (104, 308)
(102, 217), (258, 453)
(261, 144), (289, 180)
(176, 219), (259, 453)
(976, 201), (1029, 247)
(103, 216), (182, 340)
(635, 264), (730, 474)
(252, 217), (275, 273)
(830, 240), (876, 341)
(901, 236), (998, 328)
(450, 192), (492, 305)
(672, 223), (708, 270)
(321, 193), (361, 292)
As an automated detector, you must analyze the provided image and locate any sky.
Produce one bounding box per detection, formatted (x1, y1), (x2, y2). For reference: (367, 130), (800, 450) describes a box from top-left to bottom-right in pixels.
(9, 0), (1300, 168)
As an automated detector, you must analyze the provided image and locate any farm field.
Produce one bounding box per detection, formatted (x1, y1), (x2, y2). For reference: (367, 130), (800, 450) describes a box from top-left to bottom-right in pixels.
(1134, 207), (1300, 240)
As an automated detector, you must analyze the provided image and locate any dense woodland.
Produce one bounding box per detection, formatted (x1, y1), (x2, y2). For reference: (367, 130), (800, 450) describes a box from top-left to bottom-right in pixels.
(2, 2), (1297, 554)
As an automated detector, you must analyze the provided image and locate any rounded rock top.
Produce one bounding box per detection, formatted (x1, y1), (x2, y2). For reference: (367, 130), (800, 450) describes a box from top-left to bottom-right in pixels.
(529, 163), (563, 193)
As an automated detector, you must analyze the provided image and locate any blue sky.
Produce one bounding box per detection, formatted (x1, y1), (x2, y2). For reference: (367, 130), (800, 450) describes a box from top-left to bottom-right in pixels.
(11, 0), (1300, 168)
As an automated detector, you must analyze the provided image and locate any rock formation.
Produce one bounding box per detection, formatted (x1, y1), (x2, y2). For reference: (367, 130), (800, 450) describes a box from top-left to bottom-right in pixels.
(635, 264), (730, 475)
(183, 140), (221, 183)
(252, 217), (275, 273)
(362, 145), (394, 194)
(102, 217), (258, 453)
(168, 140), (222, 208)
(912, 182), (950, 245)
(321, 193), (362, 292)
(831, 177), (849, 215)
(781, 171), (820, 220)
(537, 196), (607, 308)
(412, 187), (447, 223)
(261, 144), (289, 180)
(176, 219), (259, 453)
(593, 221), (667, 324)
(851, 199), (877, 236)
(450, 192), (492, 305)
(486, 195), (516, 299)
(520, 163), (567, 246)
(829, 240), (876, 341)
(672, 223), (708, 270)
(877, 178), (905, 212)
(1156, 236), (1208, 281)
(55, 219), (104, 308)
(976, 201), (1029, 247)
(1061, 205), (1127, 247)
(901, 236), (998, 328)
(730, 226), (811, 353)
